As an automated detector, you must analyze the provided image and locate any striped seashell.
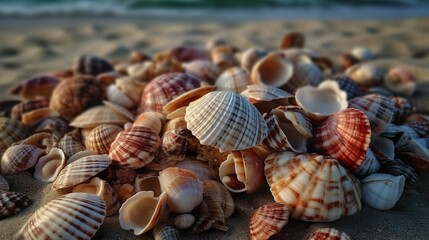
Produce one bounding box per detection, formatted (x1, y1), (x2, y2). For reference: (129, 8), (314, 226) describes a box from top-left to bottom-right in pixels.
(106, 85), (135, 109)
(354, 149), (380, 178)
(331, 74), (363, 100)
(381, 124), (418, 152)
(403, 121), (429, 138)
(316, 108), (371, 172)
(19, 192), (106, 240)
(58, 130), (86, 159)
(103, 100), (135, 122)
(173, 213), (195, 229)
(153, 224), (180, 240)
(280, 31), (305, 49)
(346, 64), (384, 87)
(176, 158), (213, 181)
(237, 47), (267, 72)
(74, 54), (114, 76)
(241, 84), (293, 113)
(0, 117), (28, 154)
(169, 45), (211, 62)
(109, 126), (160, 169)
(134, 172), (161, 196)
(11, 98), (49, 121)
(8, 75), (60, 100)
(1, 145), (44, 175)
(70, 105), (130, 129)
(215, 67), (249, 93)
(251, 52), (294, 87)
(249, 202), (289, 240)
(380, 159), (421, 190)
(0, 175), (9, 191)
(21, 107), (60, 126)
(185, 91), (268, 152)
(283, 55), (323, 94)
(361, 173), (405, 210)
(0, 191), (32, 219)
(49, 75), (104, 120)
(115, 76), (146, 104)
(12, 132), (53, 150)
(391, 96), (415, 123)
(0, 100), (20, 118)
(67, 150), (97, 165)
(306, 228), (352, 240)
(184, 60), (222, 84)
(348, 94), (394, 135)
(211, 46), (239, 70)
(133, 111), (165, 135)
(139, 73), (201, 113)
(34, 147), (66, 182)
(384, 67), (416, 96)
(350, 47), (376, 61)
(264, 152), (362, 222)
(34, 117), (69, 137)
(85, 124), (123, 154)
(52, 154), (112, 190)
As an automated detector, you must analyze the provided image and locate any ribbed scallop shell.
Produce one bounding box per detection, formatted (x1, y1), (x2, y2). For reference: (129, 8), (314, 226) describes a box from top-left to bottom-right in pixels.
(19, 192), (106, 240)
(315, 108), (371, 172)
(85, 124), (123, 154)
(380, 159), (421, 190)
(0, 191), (32, 219)
(52, 154), (112, 190)
(251, 52), (294, 87)
(139, 73), (201, 113)
(11, 99), (50, 121)
(0, 175), (9, 191)
(348, 94), (394, 135)
(58, 130), (86, 159)
(176, 158), (213, 181)
(49, 75), (104, 120)
(70, 105), (130, 129)
(332, 74), (363, 100)
(153, 224), (180, 240)
(264, 152), (362, 222)
(1, 145), (44, 175)
(8, 75), (60, 100)
(284, 55), (323, 94)
(249, 202), (289, 240)
(185, 91), (268, 152)
(109, 126), (160, 169)
(34, 147), (66, 182)
(75, 55), (114, 76)
(361, 173), (405, 210)
(184, 60), (222, 84)
(215, 67), (249, 93)
(306, 228), (352, 240)
(0, 117), (28, 154)
(391, 96), (415, 123)
(107, 85), (135, 109)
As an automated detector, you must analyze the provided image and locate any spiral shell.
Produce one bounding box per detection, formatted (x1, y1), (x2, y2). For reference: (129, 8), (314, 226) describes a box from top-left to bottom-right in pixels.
(84, 124), (123, 154)
(215, 67), (249, 93)
(249, 202), (289, 240)
(34, 147), (66, 182)
(361, 173), (405, 210)
(0, 191), (32, 219)
(74, 55), (114, 76)
(251, 52), (294, 87)
(306, 228), (352, 240)
(1, 145), (44, 175)
(8, 75), (60, 100)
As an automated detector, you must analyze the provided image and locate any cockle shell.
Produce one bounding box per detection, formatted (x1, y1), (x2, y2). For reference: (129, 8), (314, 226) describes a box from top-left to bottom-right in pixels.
(284, 55), (323, 94)
(251, 52), (294, 87)
(391, 96), (415, 123)
(241, 84), (293, 113)
(331, 74), (363, 100)
(280, 31), (305, 49)
(133, 111), (165, 135)
(19, 192), (106, 240)
(316, 108), (371, 172)
(106, 84), (135, 109)
(0, 191), (32, 219)
(74, 54), (114, 76)
(115, 76), (146, 104)
(49, 75), (104, 120)
(380, 159), (421, 190)
(153, 224), (180, 240)
(169, 45), (211, 62)
(58, 130), (86, 159)
(0, 175), (9, 191)
(306, 228), (352, 240)
(70, 105), (130, 129)
(0, 117), (28, 154)
(361, 173), (405, 210)
(211, 46), (238, 70)
(346, 64), (384, 87)
(52, 154), (112, 190)
(134, 172), (161, 196)
(249, 202), (289, 240)
(1, 145), (44, 175)
(173, 213), (196, 229)
(237, 47), (267, 72)
(183, 60), (222, 84)
(354, 149), (380, 178)
(119, 191), (168, 235)
(185, 91), (268, 152)
(84, 124), (123, 154)
(264, 152), (362, 222)
(11, 98), (49, 121)
(215, 67), (249, 93)
(8, 75), (60, 100)
(385, 67), (416, 96)
(34, 147), (66, 182)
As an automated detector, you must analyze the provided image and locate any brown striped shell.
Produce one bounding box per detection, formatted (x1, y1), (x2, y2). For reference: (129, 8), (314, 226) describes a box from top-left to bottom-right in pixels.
(11, 99), (50, 121)
(283, 55), (323, 94)
(74, 55), (114, 76)
(306, 228), (353, 240)
(8, 75), (60, 100)
(84, 124), (123, 154)
(215, 67), (249, 93)
(0, 117), (28, 154)
(1, 145), (44, 175)
(0, 191), (32, 219)
(58, 130), (86, 159)
(249, 202), (289, 240)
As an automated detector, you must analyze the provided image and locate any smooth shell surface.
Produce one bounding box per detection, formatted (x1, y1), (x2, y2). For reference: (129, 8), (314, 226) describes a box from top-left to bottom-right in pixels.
(251, 52), (294, 87)
(34, 147), (66, 182)
(249, 202), (289, 240)
(361, 173), (405, 210)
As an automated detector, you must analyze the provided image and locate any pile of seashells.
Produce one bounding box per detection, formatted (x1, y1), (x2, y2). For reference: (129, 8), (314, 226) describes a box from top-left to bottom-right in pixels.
(1, 31), (428, 240)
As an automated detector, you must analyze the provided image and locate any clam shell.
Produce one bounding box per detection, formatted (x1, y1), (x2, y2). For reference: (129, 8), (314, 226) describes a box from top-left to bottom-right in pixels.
(134, 172), (161, 196)
(251, 52), (294, 87)
(70, 105), (130, 129)
(264, 152), (362, 222)
(11, 98), (50, 121)
(0, 117), (28, 154)
(58, 130), (86, 159)
(249, 202), (289, 240)
(153, 224), (180, 240)
(8, 75), (60, 100)
(106, 85), (135, 109)
(316, 108), (371, 172)
(34, 147), (66, 182)
(0, 191), (32, 219)
(19, 192), (106, 240)
(380, 159), (421, 190)
(1, 145), (44, 175)
(215, 67), (249, 93)
(384, 67), (416, 96)
(283, 55), (323, 94)
(280, 31), (305, 49)
(331, 74), (363, 100)
(75, 55), (114, 76)
(52, 154), (112, 190)
(306, 228), (352, 240)
(0, 175), (9, 191)
(185, 91), (268, 152)
(84, 124), (123, 154)
(346, 64), (384, 87)
(241, 84), (293, 113)
(184, 60), (222, 84)
(361, 173), (405, 210)
(173, 213), (195, 229)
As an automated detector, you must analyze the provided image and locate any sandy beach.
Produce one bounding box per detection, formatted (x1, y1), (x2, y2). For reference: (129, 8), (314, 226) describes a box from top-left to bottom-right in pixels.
(1, 16), (429, 240)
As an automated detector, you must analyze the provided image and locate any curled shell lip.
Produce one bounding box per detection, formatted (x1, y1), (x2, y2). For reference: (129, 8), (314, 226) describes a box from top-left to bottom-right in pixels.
(34, 147), (66, 182)
(249, 202), (289, 240)
(251, 52), (294, 87)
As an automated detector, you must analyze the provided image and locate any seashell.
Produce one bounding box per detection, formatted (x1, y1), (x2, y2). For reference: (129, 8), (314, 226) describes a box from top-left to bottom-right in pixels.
(0, 117), (28, 154)
(21, 107), (60, 126)
(58, 130), (86, 160)
(107, 85), (135, 109)
(1, 145), (44, 175)
(119, 191), (168, 235)
(316, 108), (371, 172)
(280, 31), (305, 49)
(67, 150), (97, 165)
(70, 105), (130, 129)
(115, 76), (146, 104)
(52, 154), (112, 190)
(295, 80), (348, 122)
(0, 100), (21, 118)
(109, 126), (160, 169)
(185, 91), (268, 152)
(385, 67), (416, 96)
(152, 57), (184, 78)
(34, 147), (66, 182)
(74, 54), (114, 76)
(11, 98), (50, 121)
(12, 132), (52, 150)
(0, 191), (32, 219)
(166, 176), (203, 214)
(391, 96), (415, 123)
(215, 67), (249, 93)
(114, 167), (137, 185)
(283, 55), (323, 94)
(403, 121), (429, 138)
(49, 68), (75, 80)
(249, 202), (289, 240)
(158, 167), (198, 191)
(211, 46), (239, 70)
(19, 192), (106, 240)
(241, 84), (293, 113)
(139, 73), (201, 113)
(311, 56), (334, 75)
(133, 111), (165, 135)
(49, 75), (104, 120)
(153, 224), (179, 240)
(404, 113), (427, 123)
(360, 173), (405, 210)
(380, 124), (418, 152)
(129, 50), (151, 64)
(73, 177), (119, 216)
(206, 37), (227, 49)
(341, 53), (360, 70)
(183, 60), (222, 84)
(380, 159), (421, 190)
(169, 45), (211, 62)
(264, 152), (362, 222)
(97, 71), (123, 87)
(396, 151), (429, 172)
(346, 64), (384, 87)
(251, 52), (293, 87)
(331, 74), (363, 100)
(370, 135), (395, 162)
(306, 228), (352, 240)
(0, 175), (9, 191)
(84, 124), (123, 154)
(237, 47), (267, 72)
(134, 172), (161, 196)
(8, 75), (60, 100)
(176, 158), (213, 181)
(407, 138), (429, 160)
(173, 213), (195, 229)
(34, 117), (69, 137)
(354, 149), (381, 178)
(116, 183), (135, 204)
(350, 47), (376, 61)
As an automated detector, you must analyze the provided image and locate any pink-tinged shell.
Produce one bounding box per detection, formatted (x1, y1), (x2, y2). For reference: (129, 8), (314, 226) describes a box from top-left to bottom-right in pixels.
(169, 46), (211, 62)
(109, 126), (160, 169)
(348, 94), (394, 135)
(106, 85), (135, 109)
(385, 67), (416, 96)
(316, 108), (371, 172)
(283, 55), (323, 94)
(74, 55), (114, 76)
(184, 60), (222, 84)
(70, 105), (130, 129)
(49, 75), (104, 120)
(85, 124), (123, 154)
(0, 191), (32, 219)
(404, 121), (429, 138)
(306, 228), (352, 240)
(211, 46), (239, 70)
(1, 145), (44, 175)
(52, 154), (112, 190)
(380, 159), (421, 190)
(0, 117), (28, 154)
(166, 176), (204, 214)
(215, 67), (249, 93)
(354, 149), (380, 178)
(133, 111), (165, 135)
(8, 75), (60, 100)
(185, 91), (268, 152)
(34, 147), (66, 182)
(264, 152), (362, 222)
(0, 175), (9, 191)
(19, 192), (106, 240)
(11, 99), (50, 121)
(346, 64), (384, 87)
(134, 172), (161, 196)
(139, 73), (201, 113)
(331, 74), (363, 100)
(237, 48), (267, 72)
(249, 202), (289, 240)
(251, 52), (294, 87)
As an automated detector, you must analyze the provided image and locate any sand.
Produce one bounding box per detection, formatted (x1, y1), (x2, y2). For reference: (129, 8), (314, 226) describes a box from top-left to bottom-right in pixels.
(1, 17), (429, 240)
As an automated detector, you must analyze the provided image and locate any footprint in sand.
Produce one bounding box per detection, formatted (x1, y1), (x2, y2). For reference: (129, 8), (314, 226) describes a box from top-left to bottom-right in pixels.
(2, 62), (21, 70)
(0, 47), (20, 58)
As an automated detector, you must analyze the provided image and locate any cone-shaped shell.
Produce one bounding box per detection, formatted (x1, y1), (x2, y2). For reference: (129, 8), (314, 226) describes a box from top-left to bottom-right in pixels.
(0, 117), (28, 154)
(11, 98), (50, 121)
(184, 60), (222, 84)
(264, 152), (362, 222)
(316, 108), (371, 172)
(52, 154), (112, 190)
(70, 105), (130, 129)
(185, 91), (268, 152)
(251, 52), (293, 87)
(0, 175), (9, 191)
(306, 228), (352, 240)
(0, 191), (32, 219)
(85, 124), (123, 154)
(74, 55), (114, 76)
(380, 159), (420, 190)
(249, 202), (289, 240)
(9, 75), (60, 100)
(1, 145), (44, 175)
(215, 67), (249, 93)
(361, 173), (405, 210)
(34, 148), (66, 182)
(19, 192), (106, 240)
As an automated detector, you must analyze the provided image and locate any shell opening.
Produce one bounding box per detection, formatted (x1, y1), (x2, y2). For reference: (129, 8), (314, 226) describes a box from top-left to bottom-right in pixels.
(128, 197), (158, 226)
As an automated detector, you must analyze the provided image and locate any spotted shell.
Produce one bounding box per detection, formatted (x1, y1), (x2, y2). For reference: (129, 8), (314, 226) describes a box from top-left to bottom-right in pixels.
(8, 75), (60, 100)
(74, 55), (114, 76)
(11, 99), (50, 121)
(306, 228), (352, 240)
(249, 202), (289, 240)
(1, 145), (44, 175)
(85, 124), (123, 154)
(0, 117), (28, 154)
(0, 191), (32, 219)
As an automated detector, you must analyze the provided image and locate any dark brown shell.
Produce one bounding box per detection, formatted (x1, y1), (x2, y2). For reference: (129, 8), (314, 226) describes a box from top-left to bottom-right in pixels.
(380, 159), (421, 190)
(0, 191), (32, 219)
(75, 55), (114, 76)
(8, 75), (60, 100)
(280, 31), (305, 49)
(11, 99), (50, 121)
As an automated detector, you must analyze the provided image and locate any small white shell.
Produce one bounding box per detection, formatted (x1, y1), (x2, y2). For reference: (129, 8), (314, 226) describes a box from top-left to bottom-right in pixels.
(361, 173), (405, 210)
(34, 147), (66, 182)
(166, 176), (204, 214)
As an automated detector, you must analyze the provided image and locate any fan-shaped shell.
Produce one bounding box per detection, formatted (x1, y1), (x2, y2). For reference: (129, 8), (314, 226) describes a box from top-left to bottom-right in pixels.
(84, 124), (123, 154)
(184, 60), (222, 84)
(215, 67), (249, 93)
(0, 117), (28, 154)
(0, 191), (32, 219)
(11, 98), (50, 121)
(361, 173), (405, 210)
(19, 192), (106, 240)
(251, 52), (294, 87)
(185, 91), (268, 152)
(332, 74), (363, 100)
(264, 152), (362, 222)
(34, 147), (66, 182)
(70, 105), (130, 129)
(74, 55), (114, 76)
(106, 85), (135, 109)
(1, 145), (44, 175)
(8, 75), (60, 100)
(306, 228), (352, 240)
(249, 202), (289, 240)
